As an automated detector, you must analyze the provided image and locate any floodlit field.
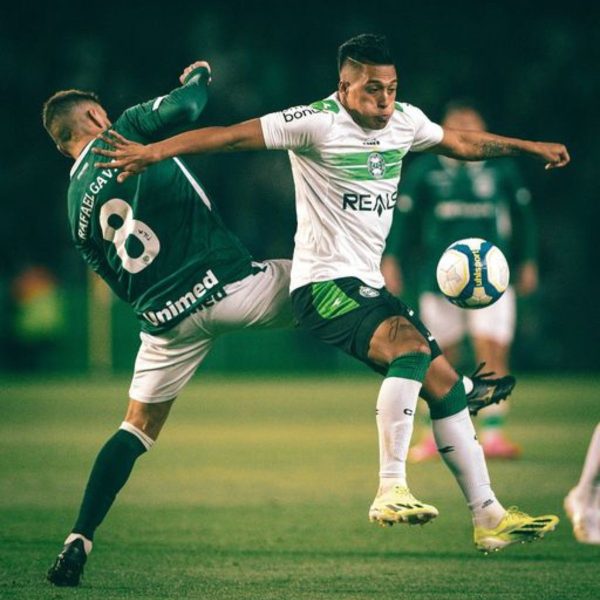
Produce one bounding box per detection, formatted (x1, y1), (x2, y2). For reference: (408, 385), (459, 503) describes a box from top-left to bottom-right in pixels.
(1, 374), (599, 599)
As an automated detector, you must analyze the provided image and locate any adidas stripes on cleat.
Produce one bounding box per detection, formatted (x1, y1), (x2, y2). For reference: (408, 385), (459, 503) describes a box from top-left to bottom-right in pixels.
(369, 485), (439, 526)
(47, 538), (87, 587)
(474, 506), (559, 553)
(467, 363), (517, 417)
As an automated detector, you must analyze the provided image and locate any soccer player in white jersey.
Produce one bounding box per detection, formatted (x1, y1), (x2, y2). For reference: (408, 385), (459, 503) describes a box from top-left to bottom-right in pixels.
(94, 34), (570, 552)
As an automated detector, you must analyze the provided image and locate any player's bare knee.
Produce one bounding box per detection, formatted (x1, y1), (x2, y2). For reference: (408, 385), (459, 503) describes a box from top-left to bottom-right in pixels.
(124, 398), (174, 442)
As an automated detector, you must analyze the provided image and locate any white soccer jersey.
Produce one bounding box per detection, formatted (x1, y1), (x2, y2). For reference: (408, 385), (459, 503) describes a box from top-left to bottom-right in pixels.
(260, 94), (443, 291)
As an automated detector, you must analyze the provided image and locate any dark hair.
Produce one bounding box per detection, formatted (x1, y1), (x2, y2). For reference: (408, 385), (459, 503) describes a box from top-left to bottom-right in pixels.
(42, 89), (101, 144)
(337, 34), (394, 72)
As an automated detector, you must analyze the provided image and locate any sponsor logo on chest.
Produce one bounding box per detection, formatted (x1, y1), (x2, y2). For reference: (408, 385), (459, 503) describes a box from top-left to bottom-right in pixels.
(342, 190), (398, 217)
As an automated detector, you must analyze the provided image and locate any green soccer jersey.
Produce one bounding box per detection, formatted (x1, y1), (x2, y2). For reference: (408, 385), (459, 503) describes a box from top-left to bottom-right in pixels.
(385, 154), (537, 293)
(67, 68), (253, 333)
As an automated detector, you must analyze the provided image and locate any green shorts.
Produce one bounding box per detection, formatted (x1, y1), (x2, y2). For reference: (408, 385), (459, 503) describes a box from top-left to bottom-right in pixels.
(291, 277), (442, 375)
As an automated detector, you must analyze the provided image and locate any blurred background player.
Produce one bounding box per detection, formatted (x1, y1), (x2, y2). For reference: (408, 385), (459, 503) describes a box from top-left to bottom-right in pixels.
(382, 100), (539, 461)
(43, 61), (292, 587)
(565, 423), (600, 544)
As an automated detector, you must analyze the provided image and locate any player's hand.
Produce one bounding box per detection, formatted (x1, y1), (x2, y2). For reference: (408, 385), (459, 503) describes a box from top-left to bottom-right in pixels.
(180, 60), (211, 85)
(93, 130), (158, 183)
(532, 141), (570, 170)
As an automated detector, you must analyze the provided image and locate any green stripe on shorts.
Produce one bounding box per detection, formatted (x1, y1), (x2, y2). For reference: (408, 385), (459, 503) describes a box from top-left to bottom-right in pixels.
(311, 281), (360, 319)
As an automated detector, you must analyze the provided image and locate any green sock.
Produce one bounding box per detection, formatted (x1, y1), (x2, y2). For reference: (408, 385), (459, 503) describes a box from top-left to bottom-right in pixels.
(429, 380), (468, 420)
(72, 430), (147, 540)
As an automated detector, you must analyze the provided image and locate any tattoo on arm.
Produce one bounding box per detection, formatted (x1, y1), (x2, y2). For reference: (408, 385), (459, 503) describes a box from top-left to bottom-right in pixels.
(476, 139), (517, 158)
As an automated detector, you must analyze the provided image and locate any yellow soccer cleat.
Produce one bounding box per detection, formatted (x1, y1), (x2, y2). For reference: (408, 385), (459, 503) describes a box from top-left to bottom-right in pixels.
(474, 506), (559, 553)
(368, 485), (439, 526)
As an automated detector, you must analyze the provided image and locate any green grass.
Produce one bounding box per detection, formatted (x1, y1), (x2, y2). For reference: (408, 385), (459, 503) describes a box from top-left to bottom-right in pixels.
(1, 374), (599, 599)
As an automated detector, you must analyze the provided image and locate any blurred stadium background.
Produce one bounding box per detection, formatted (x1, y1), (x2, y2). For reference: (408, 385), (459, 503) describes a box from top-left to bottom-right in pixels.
(1, 1), (599, 375)
(1, 3), (600, 597)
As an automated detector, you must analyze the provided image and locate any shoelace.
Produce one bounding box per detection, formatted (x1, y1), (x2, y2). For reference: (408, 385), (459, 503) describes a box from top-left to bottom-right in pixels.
(470, 361), (496, 380)
(506, 506), (529, 519)
(392, 486), (417, 501)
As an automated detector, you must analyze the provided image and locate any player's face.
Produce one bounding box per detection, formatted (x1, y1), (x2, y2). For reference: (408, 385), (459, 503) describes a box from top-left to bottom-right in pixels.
(339, 64), (397, 130)
(443, 109), (486, 131)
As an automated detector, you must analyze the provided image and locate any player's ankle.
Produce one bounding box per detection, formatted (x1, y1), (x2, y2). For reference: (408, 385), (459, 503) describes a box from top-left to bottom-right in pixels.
(471, 498), (506, 529)
(378, 477), (407, 494)
(65, 533), (93, 555)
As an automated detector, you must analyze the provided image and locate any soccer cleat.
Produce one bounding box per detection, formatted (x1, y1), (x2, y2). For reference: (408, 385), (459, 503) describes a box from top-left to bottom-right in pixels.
(408, 433), (439, 463)
(474, 506), (559, 553)
(481, 432), (522, 459)
(466, 363), (516, 416)
(564, 487), (600, 545)
(47, 538), (87, 587)
(369, 485), (439, 526)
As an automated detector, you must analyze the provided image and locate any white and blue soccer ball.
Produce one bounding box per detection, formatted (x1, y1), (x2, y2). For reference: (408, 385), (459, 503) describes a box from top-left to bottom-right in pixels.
(435, 238), (510, 309)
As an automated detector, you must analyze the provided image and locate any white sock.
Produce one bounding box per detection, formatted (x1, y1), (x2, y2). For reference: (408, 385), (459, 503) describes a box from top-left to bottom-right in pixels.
(64, 532), (93, 555)
(432, 408), (505, 528)
(463, 376), (474, 395)
(576, 423), (600, 500)
(376, 377), (422, 492)
(120, 421), (155, 451)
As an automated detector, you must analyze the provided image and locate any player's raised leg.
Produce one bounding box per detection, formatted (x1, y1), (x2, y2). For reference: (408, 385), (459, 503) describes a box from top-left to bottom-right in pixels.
(367, 316), (439, 526)
(47, 398), (173, 586)
(422, 355), (558, 552)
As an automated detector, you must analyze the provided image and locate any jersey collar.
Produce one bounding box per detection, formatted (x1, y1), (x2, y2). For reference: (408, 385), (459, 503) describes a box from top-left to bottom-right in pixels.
(70, 139), (96, 180)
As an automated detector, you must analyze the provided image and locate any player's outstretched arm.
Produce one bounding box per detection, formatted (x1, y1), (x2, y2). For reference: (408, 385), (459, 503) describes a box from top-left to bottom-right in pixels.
(94, 119), (265, 183)
(430, 128), (570, 170)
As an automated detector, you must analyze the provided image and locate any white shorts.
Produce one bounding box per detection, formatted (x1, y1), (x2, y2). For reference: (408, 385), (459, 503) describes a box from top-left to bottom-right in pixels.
(419, 286), (516, 348)
(129, 260), (293, 403)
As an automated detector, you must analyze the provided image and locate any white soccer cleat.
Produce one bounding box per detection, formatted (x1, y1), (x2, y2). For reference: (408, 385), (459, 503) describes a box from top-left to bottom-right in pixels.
(564, 487), (600, 545)
(368, 485), (439, 526)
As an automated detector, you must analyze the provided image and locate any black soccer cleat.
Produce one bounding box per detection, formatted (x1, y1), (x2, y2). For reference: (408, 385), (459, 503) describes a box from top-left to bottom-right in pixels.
(466, 362), (516, 416)
(47, 538), (87, 587)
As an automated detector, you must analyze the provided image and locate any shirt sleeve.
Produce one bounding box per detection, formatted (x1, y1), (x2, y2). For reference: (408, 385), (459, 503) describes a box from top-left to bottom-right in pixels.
(403, 104), (444, 152)
(260, 105), (333, 152)
(117, 67), (211, 142)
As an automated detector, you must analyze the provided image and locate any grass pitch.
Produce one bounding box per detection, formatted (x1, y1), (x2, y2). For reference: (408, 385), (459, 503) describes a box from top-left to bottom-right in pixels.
(1, 373), (599, 599)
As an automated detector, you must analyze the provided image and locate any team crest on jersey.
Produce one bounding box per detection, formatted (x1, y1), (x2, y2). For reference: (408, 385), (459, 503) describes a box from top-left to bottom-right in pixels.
(359, 285), (380, 298)
(367, 152), (386, 179)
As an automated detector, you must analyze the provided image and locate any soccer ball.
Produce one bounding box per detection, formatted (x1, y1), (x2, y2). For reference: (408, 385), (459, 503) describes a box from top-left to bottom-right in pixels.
(435, 238), (509, 309)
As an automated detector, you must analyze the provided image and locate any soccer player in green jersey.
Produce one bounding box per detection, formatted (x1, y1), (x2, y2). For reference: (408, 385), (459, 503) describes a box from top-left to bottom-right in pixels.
(382, 100), (539, 461)
(94, 34), (569, 553)
(43, 61), (293, 586)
